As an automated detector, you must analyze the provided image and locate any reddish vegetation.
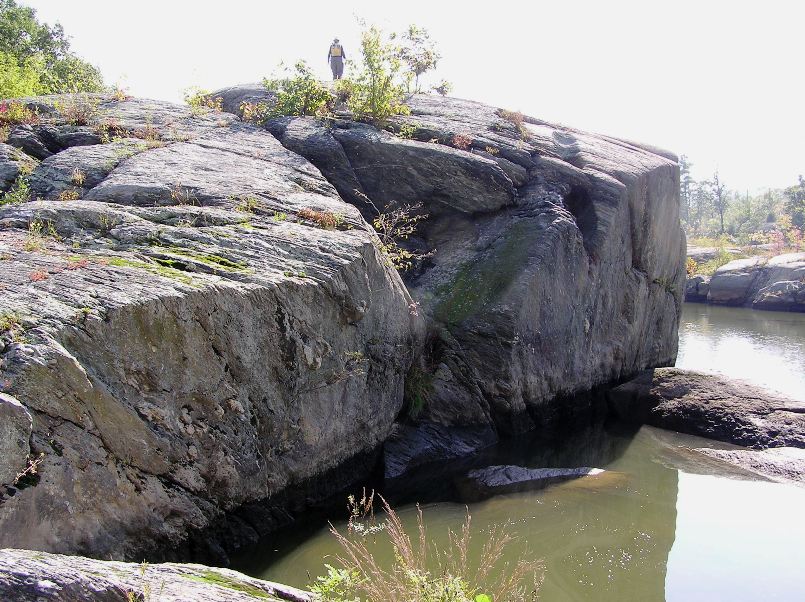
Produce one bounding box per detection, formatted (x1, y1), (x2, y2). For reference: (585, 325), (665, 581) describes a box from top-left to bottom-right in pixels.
(451, 133), (473, 150)
(297, 208), (342, 229)
(66, 258), (90, 270)
(29, 270), (49, 282)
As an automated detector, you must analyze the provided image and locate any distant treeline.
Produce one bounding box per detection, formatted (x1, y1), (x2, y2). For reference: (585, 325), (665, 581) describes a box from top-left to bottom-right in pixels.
(0, 0), (104, 98)
(680, 155), (804, 247)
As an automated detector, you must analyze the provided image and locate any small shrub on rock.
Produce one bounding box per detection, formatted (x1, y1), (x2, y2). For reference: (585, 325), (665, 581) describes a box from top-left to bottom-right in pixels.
(298, 207), (344, 230)
(371, 201), (429, 271)
(183, 87), (223, 117)
(54, 95), (100, 126)
(432, 80), (452, 96)
(58, 188), (81, 201)
(240, 101), (271, 125)
(452, 133), (473, 151)
(496, 109), (530, 141)
(262, 61), (335, 119)
(0, 100), (39, 126)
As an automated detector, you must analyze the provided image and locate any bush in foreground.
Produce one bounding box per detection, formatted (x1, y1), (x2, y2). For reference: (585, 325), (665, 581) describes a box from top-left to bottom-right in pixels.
(310, 493), (543, 602)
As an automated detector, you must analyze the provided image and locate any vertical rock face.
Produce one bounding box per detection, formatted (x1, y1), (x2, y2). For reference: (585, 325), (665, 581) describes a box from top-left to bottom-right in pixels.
(253, 94), (685, 435)
(0, 95), (420, 560)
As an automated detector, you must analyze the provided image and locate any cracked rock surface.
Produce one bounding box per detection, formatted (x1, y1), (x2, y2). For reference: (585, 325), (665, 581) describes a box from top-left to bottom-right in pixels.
(244, 91), (685, 436)
(0, 94), (419, 561)
(608, 368), (805, 449)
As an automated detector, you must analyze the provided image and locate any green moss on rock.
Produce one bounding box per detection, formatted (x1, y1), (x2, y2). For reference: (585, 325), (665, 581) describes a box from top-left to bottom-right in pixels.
(185, 570), (271, 599)
(435, 221), (531, 325)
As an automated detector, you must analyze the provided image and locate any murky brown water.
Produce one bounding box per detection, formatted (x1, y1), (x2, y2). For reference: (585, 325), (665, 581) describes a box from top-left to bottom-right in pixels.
(236, 306), (805, 601)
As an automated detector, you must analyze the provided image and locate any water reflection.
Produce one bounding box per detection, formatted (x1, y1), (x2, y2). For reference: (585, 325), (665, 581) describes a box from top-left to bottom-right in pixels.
(234, 306), (805, 600)
(677, 304), (805, 400)
(237, 423), (805, 601)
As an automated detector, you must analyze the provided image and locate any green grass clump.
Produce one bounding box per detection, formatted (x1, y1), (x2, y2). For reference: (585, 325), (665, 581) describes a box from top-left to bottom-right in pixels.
(162, 247), (249, 272)
(1, 176), (31, 205)
(104, 257), (195, 285)
(696, 248), (742, 276)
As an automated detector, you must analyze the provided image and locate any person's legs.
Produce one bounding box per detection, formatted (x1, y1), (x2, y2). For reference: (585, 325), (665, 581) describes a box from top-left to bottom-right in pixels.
(334, 58), (344, 80)
(330, 58), (338, 80)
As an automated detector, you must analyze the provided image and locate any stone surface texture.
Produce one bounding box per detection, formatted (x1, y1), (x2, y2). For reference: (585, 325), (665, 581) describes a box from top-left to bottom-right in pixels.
(0, 548), (311, 601)
(241, 91), (686, 436)
(608, 368), (805, 449)
(1, 89), (684, 560)
(0, 95), (419, 561)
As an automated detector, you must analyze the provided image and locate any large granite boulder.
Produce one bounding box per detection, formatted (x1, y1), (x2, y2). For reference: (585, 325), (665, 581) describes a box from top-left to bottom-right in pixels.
(0, 94), (420, 562)
(0, 88), (684, 561)
(608, 368), (805, 449)
(707, 252), (805, 311)
(0, 548), (311, 602)
(217, 89), (686, 436)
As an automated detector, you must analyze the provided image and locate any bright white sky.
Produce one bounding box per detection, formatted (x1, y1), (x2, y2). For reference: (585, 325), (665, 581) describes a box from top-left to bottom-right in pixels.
(23, 0), (804, 192)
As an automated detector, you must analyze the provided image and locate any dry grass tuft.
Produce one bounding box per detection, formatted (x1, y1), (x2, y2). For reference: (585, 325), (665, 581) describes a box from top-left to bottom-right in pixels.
(311, 492), (544, 602)
(297, 207), (344, 230)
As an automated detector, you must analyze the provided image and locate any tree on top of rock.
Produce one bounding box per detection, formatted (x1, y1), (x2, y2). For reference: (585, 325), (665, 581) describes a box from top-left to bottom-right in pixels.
(394, 25), (441, 94)
(0, 0), (104, 97)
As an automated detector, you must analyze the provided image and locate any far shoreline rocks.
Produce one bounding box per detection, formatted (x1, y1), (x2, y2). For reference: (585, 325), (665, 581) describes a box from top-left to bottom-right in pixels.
(608, 367), (805, 486)
(684, 252), (805, 312)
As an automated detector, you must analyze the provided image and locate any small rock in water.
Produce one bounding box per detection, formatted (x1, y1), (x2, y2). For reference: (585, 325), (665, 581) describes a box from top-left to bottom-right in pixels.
(458, 464), (623, 501)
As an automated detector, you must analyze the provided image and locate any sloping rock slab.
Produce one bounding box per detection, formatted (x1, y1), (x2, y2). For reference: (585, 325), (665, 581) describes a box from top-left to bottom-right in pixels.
(0, 548), (311, 602)
(696, 447), (805, 487)
(0, 93), (420, 562)
(608, 368), (805, 448)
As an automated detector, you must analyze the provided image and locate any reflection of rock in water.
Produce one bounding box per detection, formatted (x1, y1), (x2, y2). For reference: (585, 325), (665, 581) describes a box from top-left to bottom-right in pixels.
(383, 420), (639, 504)
(642, 425), (775, 482)
(383, 422), (679, 601)
(533, 452), (678, 601)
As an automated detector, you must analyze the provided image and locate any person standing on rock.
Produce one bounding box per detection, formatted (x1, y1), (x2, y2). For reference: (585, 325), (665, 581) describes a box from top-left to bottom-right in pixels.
(328, 38), (346, 80)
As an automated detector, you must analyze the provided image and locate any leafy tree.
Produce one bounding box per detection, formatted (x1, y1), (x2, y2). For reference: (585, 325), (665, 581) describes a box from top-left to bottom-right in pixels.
(0, 0), (103, 96)
(262, 61), (334, 118)
(679, 155), (694, 224)
(784, 175), (805, 228)
(691, 180), (713, 235)
(346, 24), (410, 124)
(0, 50), (42, 97)
(711, 171), (728, 234)
(394, 25), (440, 93)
